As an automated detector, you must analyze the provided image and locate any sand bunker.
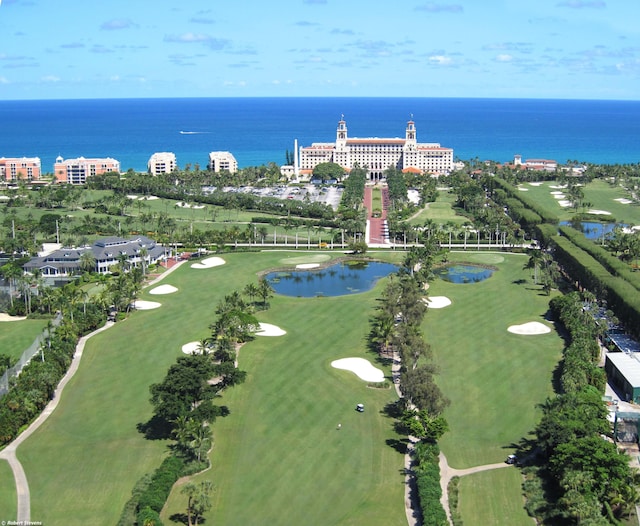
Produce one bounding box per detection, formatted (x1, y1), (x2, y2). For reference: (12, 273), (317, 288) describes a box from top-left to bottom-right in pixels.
(127, 195), (159, 200)
(615, 198), (633, 204)
(508, 321), (551, 335)
(149, 284), (178, 295)
(181, 341), (205, 354)
(549, 185), (567, 189)
(132, 300), (162, 310)
(558, 200), (572, 207)
(0, 313), (27, 322)
(423, 296), (452, 309)
(517, 187), (529, 191)
(296, 263), (320, 269)
(191, 257), (226, 269)
(588, 209), (612, 215)
(552, 193), (566, 199)
(255, 322), (286, 336)
(528, 182), (544, 186)
(176, 202), (205, 209)
(331, 357), (385, 383)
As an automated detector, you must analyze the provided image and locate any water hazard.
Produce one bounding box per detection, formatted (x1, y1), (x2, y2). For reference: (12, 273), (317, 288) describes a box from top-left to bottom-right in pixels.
(434, 264), (495, 284)
(265, 261), (398, 297)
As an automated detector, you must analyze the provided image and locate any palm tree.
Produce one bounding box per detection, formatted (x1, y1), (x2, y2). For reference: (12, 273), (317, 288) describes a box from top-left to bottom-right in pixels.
(243, 282), (260, 306)
(257, 278), (274, 309)
(524, 248), (544, 285)
(78, 250), (96, 275)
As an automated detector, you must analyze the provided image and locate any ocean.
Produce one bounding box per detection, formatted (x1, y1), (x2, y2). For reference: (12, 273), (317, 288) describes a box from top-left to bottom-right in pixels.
(0, 97), (638, 172)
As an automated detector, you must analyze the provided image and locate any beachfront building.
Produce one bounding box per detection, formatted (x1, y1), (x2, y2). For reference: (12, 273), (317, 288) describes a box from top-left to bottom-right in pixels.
(514, 155), (558, 172)
(54, 156), (121, 185)
(0, 157), (41, 181)
(208, 151), (238, 173)
(148, 152), (177, 175)
(299, 118), (454, 181)
(23, 235), (167, 286)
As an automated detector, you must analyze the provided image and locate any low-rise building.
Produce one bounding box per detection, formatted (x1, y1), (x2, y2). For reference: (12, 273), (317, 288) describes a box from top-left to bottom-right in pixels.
(513, 155), (558, 171)
(0, 157), (41, 181)
(605, 352), (640, 403)
(148, 152), (177, 175)
(54, 156), (120, 184)
(23, 235), (167, 286)
(208, 151), (238, 173)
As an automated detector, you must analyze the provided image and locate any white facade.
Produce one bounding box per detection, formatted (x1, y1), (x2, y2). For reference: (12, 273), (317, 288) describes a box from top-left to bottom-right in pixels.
(299, 118), (454, 180)
(147, 152), (177, 175)
(208, 151), (238, 173)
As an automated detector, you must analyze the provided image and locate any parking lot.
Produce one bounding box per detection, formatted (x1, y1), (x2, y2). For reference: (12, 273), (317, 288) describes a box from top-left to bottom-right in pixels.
(212, 184), (344, 210)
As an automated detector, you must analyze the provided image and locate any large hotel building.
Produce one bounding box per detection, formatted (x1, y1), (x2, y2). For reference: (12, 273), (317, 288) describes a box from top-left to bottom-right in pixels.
(299, 118), (454, 180)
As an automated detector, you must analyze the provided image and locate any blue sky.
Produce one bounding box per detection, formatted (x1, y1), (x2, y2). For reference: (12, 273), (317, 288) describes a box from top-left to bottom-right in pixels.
(0, 0), (638, 100)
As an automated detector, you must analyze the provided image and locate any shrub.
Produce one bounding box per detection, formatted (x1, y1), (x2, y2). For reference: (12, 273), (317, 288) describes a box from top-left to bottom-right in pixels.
(136, 506), (163, 526)
(137, 455), (185, 513)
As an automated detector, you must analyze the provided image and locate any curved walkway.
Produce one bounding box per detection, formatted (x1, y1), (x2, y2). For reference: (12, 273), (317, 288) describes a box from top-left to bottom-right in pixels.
(439, 453), (512, 524)
(0, 260), (186, 522)
(392, 352), (512, 526)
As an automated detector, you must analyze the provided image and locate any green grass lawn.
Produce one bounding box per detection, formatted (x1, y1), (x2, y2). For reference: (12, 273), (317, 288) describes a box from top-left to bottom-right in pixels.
(12, 248), (561, 525)
(161, 283), (406, 525)
(16, 250), (405, 525)
(519, 179), (640, 224)
(0, 459), (17, 519)
(425, 251), (563, 524)
(408, 191), (470, 227)
(458, 468), (533, 526)
(0, 319), (49, 362)
(427, 251), (563, 468)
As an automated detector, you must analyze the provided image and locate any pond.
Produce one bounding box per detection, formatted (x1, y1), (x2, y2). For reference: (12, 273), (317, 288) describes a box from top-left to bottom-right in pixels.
(559, 220), (626, 240)
(434, 264), (495, 284)
(265, 261), (398, 297)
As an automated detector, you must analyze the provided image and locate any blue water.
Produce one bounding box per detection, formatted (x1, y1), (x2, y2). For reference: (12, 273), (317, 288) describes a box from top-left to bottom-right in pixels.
(0, 98), (639, 172)
(559, 220), (626, 240)
(265, 261), (398, 297)
(435, 264), (494, 284)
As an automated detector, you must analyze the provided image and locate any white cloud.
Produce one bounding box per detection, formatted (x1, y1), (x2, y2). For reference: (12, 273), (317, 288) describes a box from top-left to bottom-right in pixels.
(101, 19), (136, 31)
(164, 33), (230, 50)
(429, 55), (452, 65)
(496, 54), (513, 62)
(0, 76), (9, 84)
(40, 75), (60, 82)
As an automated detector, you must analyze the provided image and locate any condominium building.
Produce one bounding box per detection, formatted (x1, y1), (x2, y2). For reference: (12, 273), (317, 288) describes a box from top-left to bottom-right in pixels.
(208, 151), (238, 173)
(0, 157), (41, 181)
(54, 156), (121, 184)
(148, 152), (177, 175)
(299, 118), (454, 181)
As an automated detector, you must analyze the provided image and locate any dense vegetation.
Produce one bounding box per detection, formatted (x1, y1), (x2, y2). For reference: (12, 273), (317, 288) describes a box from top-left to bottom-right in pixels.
(520, 292), (636, 524)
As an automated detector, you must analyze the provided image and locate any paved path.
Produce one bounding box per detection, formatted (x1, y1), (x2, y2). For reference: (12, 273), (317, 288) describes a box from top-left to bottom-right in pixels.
(0, 260), (186, 522)
(364, 185), (389, 245)
(439, 453), (512, 524)
(392, 350), (512, 526)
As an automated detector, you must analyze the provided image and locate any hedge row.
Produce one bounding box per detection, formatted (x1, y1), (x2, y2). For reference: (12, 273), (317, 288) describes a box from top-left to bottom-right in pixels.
(413, 441), (448, 526)
(549, 234), (640, 339)
(137, 455), (185, 514)
(492, 177), (558, 224)
(559, 226), (640, 292)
